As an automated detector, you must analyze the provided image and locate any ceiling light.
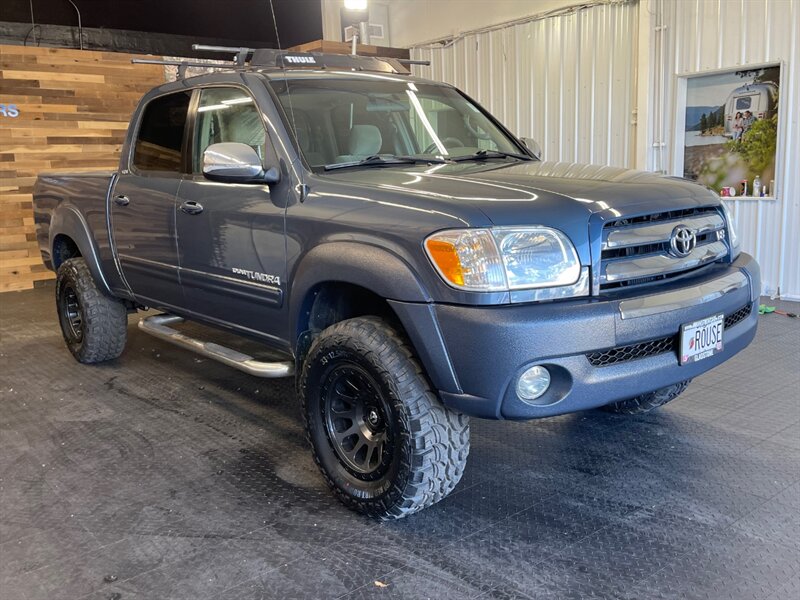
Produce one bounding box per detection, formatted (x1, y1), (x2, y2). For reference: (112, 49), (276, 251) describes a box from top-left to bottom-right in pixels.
(198, 104), (230, 112)
(221, 97), (253, 105)
(344, 0), (368, 9)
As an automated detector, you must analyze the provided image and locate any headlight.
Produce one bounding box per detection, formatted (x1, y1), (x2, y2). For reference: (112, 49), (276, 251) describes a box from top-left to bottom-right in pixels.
(424, 227), (581, 292)
(719, 200), (741, 259)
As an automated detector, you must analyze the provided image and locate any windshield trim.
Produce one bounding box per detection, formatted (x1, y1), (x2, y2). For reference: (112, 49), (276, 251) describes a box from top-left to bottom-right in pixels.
(451, 87), (533, 159)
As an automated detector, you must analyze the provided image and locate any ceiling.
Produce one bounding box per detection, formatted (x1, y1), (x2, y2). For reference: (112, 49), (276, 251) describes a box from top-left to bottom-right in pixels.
(5, 0), (323, 49)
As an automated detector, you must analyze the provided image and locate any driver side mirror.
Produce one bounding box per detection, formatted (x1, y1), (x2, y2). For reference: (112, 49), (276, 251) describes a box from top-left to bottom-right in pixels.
(203, 142), (280, 184)
(520, 137), (543, 160)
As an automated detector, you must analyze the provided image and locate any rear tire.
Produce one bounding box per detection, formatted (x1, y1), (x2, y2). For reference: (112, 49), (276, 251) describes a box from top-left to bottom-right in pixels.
(603, 380), (692, 415)
(299, 316), (470, 519)
(56, 258), (128, 363)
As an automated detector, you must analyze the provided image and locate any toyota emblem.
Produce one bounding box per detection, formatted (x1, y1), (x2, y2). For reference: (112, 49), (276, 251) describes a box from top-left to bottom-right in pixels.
(670, 226), (696, 258)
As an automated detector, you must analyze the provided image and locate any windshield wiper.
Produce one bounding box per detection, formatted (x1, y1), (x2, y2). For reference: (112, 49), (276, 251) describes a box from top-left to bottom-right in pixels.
(450, 149), (533, 162)
(324, 154), (452, 171)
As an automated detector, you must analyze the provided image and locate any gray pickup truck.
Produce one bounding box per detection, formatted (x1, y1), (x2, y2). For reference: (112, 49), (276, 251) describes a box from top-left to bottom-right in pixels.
(34, 49), (760, 519)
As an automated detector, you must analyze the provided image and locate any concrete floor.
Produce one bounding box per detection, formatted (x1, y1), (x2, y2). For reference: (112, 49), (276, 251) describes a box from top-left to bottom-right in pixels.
(0, 285), (798, 600)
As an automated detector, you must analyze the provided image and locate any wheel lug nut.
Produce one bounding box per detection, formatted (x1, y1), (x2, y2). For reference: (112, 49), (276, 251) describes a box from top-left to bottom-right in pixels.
(367, 409), (380, 425)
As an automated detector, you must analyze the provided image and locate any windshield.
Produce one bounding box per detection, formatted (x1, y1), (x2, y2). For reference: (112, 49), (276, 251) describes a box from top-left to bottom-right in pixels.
(268, 77), (525, 169)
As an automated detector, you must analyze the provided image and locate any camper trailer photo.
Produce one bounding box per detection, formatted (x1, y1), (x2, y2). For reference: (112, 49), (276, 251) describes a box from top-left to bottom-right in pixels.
(724, 81), (779, 137)
(683, 65), (781, 196)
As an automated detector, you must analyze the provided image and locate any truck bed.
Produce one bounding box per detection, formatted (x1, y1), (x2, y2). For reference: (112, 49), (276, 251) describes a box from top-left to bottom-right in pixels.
(33, 171), (115, 271)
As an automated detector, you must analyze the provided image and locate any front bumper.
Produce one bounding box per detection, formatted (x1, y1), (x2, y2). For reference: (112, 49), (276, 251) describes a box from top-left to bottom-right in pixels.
(398, 253), (760, 420)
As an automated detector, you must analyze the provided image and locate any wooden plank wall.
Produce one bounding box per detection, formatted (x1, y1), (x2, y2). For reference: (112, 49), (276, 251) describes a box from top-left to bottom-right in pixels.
(0, 45), (165, 293)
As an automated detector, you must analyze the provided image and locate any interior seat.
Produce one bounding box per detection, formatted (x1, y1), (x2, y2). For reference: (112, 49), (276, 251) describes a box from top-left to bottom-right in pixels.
(334, 124), (383, 163)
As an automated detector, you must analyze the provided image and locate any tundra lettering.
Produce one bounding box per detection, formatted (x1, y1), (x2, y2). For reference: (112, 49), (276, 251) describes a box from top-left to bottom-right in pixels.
(231, 267), (281, 286)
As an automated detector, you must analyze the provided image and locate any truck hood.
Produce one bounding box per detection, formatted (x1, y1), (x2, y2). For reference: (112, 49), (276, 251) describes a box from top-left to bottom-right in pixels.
(316, 160), (722, 269)
(320, 159), (720, 227)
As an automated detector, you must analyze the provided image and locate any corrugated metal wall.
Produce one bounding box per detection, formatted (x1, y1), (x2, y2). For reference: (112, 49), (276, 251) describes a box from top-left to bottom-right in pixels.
(410, 1), (639, 168)
(656, 0), (800, 299)
(410, 0), (799, 299)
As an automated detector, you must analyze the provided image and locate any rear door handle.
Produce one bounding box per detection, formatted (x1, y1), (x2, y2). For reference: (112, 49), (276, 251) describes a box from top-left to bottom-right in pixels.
(114, 195), (130, 206)
(180, 200), (204, 215)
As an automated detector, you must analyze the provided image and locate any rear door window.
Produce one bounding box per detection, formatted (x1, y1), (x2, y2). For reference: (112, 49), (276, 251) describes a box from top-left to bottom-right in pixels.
(132, 91), (192, 173)
(735, 96), (753, 110)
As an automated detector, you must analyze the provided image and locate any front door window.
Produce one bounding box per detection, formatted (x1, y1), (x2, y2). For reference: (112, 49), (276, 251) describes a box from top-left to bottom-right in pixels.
(193, 88), (267, 173)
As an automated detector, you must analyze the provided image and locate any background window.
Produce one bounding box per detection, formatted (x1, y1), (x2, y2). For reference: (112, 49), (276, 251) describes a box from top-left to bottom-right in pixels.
(193, 88), (267, 173)
(132, 91), (191, 173)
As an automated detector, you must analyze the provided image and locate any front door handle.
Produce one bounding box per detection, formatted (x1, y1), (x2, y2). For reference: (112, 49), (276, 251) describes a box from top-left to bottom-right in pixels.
(114, 195), (130, 206)
(180, 201), (204, 215)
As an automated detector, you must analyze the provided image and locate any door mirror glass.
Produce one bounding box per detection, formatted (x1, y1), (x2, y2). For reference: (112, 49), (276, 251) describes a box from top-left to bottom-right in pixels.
(203, 142), (280, 184)
(520, 137), (542, 160)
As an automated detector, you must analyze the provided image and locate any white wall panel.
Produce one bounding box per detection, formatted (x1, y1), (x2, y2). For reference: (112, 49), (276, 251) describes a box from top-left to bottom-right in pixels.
(385, 0), (587, 48)
(410, 1), (639, 168)
(655, 0), (799, 299)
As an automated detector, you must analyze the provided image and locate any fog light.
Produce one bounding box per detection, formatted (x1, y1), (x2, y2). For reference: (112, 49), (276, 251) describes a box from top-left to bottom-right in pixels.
(517, 365), (551, 402)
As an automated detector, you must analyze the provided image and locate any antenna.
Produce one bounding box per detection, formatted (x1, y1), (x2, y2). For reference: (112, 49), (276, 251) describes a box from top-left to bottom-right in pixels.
(266, 0), (306, 201)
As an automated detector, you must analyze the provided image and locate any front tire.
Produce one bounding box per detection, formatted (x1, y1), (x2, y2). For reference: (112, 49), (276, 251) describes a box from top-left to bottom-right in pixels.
(299, 317), (469, 519)
(56, 258), (128, 363)
(603, 380), (692, 415)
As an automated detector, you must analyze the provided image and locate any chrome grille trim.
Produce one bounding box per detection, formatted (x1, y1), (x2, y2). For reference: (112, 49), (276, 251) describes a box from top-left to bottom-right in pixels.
(597, 207), (730, 292)
(603, 213), (725, 250)
(618, 271), (747, 319)
(602, 241), (728, 284)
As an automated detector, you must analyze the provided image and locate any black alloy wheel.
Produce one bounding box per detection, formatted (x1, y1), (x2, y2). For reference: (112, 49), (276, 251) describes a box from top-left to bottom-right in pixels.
(59, 283), (84, 342)
(55, 258), (128, 363)
(300, 316), (470, 519)
(321, 364), (394, 479)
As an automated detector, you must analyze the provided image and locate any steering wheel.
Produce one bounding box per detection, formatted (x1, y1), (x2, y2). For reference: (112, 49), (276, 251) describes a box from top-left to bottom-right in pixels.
(464, 113), (490, 140)
(423, 137), (464, 154)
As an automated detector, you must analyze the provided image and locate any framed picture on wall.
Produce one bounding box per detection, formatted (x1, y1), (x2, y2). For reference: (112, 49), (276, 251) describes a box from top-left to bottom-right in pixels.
(676, 63), (784, 199)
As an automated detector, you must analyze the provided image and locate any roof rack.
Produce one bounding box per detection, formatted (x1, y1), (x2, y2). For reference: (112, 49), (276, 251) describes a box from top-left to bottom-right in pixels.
(131, 44), (430, 79)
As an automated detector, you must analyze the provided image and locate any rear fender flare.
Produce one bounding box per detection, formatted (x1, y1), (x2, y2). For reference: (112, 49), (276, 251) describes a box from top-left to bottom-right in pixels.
(49, 205), (113, 295)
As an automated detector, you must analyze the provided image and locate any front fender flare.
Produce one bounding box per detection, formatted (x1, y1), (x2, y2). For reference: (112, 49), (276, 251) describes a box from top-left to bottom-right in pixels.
(288, 242), (461, 394)
(289, 242), (431, 310)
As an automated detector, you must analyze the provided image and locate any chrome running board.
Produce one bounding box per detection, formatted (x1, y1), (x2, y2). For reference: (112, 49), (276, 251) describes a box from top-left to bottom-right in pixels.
(138, 314), (294, 378)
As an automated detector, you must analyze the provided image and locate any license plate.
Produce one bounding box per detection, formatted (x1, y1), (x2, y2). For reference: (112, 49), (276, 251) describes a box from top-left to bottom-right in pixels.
(680, 314), (724, 365)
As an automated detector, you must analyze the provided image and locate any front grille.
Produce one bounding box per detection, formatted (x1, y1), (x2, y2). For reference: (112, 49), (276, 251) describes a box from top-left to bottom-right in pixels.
(586, 302), (752, 367)
(599, 207), (728, 293)
(724, 303), (752, 328)
(586, 336), (675, 367)
(606, 207), (717, 227)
